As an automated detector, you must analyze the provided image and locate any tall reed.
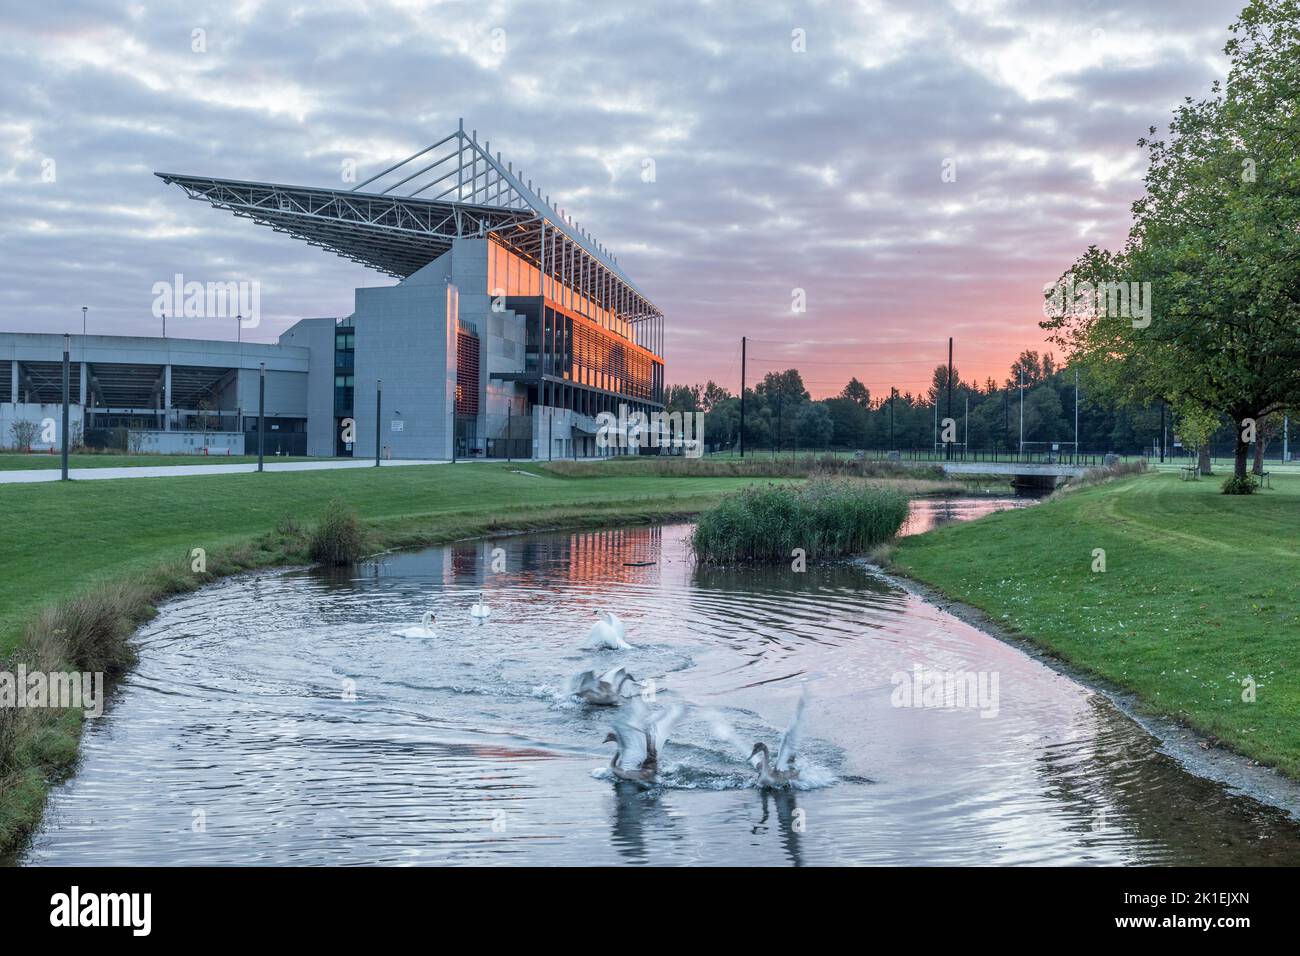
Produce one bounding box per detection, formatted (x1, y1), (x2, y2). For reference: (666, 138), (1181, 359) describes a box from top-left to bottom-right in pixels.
(692, 478), (910, 563)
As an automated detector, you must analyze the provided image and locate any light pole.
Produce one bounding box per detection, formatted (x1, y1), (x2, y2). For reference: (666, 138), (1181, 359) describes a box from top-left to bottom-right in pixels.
(81, 306), (87, 336)
(1018, 368), (1025, 459)
(257, 363), (266, 472)
(1074, 366), (1080, 463)
(375, 378), (382, 467)
(61, 333), (70, 481)
(237, 314), (242, 344)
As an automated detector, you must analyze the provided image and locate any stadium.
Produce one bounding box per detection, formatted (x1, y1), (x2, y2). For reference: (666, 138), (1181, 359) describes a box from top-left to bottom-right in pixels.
(1, 121), (666, 459)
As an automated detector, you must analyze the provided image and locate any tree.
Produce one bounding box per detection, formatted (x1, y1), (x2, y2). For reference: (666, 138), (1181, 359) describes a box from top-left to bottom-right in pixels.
(840, 377), (871, 408)
(1043, 0), (1300, 482)
(1174, 401), (1221, 475)
(700, 380), (731, 413)
(9, 419), (38, 452)
(794, 402), (834, 449)
(824, 396), (868, 448)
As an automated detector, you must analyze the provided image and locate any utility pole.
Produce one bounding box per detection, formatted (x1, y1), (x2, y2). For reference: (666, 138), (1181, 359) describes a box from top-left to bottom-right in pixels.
(1074, 366), (1080, 463)
(257, 362), (266, 472)
(1159, 401), (1166, 463)
(1018, 368), (1025, 458)
(739, 336), (746, 458)
(375, 378), (382, 467)
(889, 387), (896, 450)
(61, 333), (70, 481)
(945, 337), (953, 461)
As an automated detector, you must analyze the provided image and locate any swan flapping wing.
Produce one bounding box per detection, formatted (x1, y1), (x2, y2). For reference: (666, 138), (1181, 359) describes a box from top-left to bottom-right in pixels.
(609, 717), (649, 770)
(775, 688), (808, 771)
(570, 670), (600, 695)
(598, 666), (631, 692)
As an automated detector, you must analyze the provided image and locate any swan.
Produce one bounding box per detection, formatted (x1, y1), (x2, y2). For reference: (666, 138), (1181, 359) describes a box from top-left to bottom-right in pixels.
(469, 591), (490, 623)
(602, 700), (684, 785)
(570, 666), (639, 706)
(392, 611), (436, 638)
(750, 689), (808, 789)
(583, 610), (630, 650)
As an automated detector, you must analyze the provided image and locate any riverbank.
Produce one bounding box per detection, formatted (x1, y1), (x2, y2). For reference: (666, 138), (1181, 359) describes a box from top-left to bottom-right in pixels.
(0, 462), (966, 857)
(888, 472), (1300, 781)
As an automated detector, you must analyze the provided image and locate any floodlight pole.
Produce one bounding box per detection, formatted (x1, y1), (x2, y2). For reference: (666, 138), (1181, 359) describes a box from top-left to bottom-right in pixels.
(945, 337), (953, 461)
(257, 363), (266, 472)
(1018, 368), (1025, 458)
(61, 333), (70, 481)
(739, 336), (746, 458)
(1074, 366), (1080, 463)
(375, 379), (382, 467)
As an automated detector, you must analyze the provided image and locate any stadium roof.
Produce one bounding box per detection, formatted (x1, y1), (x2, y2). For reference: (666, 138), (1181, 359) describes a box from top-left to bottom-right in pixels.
(157, 120), (662, 321)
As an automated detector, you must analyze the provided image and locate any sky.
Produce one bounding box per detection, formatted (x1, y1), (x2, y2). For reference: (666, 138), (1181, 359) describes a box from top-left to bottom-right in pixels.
(0, 0), (1246, 399)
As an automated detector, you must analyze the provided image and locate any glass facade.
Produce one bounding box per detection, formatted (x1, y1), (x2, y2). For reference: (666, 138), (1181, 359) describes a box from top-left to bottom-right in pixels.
(487, 238), (663, 406)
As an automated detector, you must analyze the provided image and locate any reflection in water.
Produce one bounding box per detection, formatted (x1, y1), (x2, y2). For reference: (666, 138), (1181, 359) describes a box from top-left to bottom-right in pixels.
(20, 499), (1300, 866)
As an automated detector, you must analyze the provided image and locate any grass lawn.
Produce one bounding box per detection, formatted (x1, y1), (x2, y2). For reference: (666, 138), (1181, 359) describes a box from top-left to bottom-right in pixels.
(0, 461), (784, 655)
(891, 472), (1300, 776)
(0, 453), (328, 470)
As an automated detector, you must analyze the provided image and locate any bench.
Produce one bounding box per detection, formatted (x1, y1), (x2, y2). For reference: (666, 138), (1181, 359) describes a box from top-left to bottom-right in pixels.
(1258, 470), (1271, 489)
(1179, 464), (1199, 481)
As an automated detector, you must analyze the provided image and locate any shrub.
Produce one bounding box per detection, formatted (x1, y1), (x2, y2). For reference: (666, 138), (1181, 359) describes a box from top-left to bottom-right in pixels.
(692, 478), (910, 563)
(308, 499), (367, 565)
(1221, 475), (1258, 495)
(24, 587), (144, 677)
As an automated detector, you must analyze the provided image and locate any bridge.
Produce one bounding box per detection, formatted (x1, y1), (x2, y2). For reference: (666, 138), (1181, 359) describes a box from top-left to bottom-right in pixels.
(937, 460), (1088, 491)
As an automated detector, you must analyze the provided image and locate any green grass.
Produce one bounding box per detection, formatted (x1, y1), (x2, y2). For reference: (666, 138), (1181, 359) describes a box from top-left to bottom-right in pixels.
(0, 453), (329, 470)
(891, 472), (1300, 776)
(0, 461), (780, 655)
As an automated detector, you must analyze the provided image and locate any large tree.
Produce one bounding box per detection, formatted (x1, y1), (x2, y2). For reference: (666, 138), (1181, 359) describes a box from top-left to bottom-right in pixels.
(1042, 0), (1300, 480)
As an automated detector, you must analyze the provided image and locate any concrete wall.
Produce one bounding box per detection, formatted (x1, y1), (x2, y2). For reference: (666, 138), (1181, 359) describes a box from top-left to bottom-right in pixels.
(279, 318), (340, 456)
(0, 403), (86, 451)
(131, 430), (245, 455)
(351, 255), (454, 460)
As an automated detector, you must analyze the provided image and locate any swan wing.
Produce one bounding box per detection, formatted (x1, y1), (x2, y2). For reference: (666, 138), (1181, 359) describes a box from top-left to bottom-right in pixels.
(647, 703), (686, 758)
(570, 670), (599, 694)
(598, 666), (629, 688)
(775, 689), (808, 771)
(610, 717), (648, 769)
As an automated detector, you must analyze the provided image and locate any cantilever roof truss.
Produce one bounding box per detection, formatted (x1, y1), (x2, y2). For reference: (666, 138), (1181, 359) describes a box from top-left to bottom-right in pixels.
(157, 120), (664, 353)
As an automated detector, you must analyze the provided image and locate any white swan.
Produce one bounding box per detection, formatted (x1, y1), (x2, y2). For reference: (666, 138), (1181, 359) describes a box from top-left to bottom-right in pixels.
(469, 591), (490, 623)
(570, 666), (639, 706)
(392, 611), (436, 638)
(602, 699), (684, 785)
(582, 610), (630, 650)
(750, 689), (808, 789)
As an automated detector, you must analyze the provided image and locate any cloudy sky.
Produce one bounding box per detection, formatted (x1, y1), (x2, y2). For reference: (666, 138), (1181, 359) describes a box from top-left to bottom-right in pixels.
(1, 0), (1245, 398)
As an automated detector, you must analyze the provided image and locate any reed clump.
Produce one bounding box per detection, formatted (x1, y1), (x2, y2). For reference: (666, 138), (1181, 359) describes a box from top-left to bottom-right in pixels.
(692, 478), (910, 563)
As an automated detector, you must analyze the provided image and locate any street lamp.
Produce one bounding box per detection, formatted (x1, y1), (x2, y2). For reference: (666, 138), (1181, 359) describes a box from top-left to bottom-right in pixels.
(61, 333), (70, 481)
(81, 306), (87, 336)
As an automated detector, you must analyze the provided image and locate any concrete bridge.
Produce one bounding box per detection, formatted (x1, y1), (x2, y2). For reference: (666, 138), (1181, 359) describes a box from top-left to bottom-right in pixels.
(933, 460), (1090, 491)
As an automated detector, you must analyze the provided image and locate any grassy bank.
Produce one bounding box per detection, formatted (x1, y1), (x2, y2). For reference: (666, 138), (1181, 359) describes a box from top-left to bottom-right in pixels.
(0, 461), (792, 855)
(890, 472), (1300, 777)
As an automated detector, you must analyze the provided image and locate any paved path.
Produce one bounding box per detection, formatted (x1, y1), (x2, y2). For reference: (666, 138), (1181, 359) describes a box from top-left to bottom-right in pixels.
(0, 458), (452, 485)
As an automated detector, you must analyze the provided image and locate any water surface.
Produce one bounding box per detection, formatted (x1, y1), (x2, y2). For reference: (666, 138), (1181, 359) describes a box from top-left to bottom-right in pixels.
(22, 498), (1300, 865)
